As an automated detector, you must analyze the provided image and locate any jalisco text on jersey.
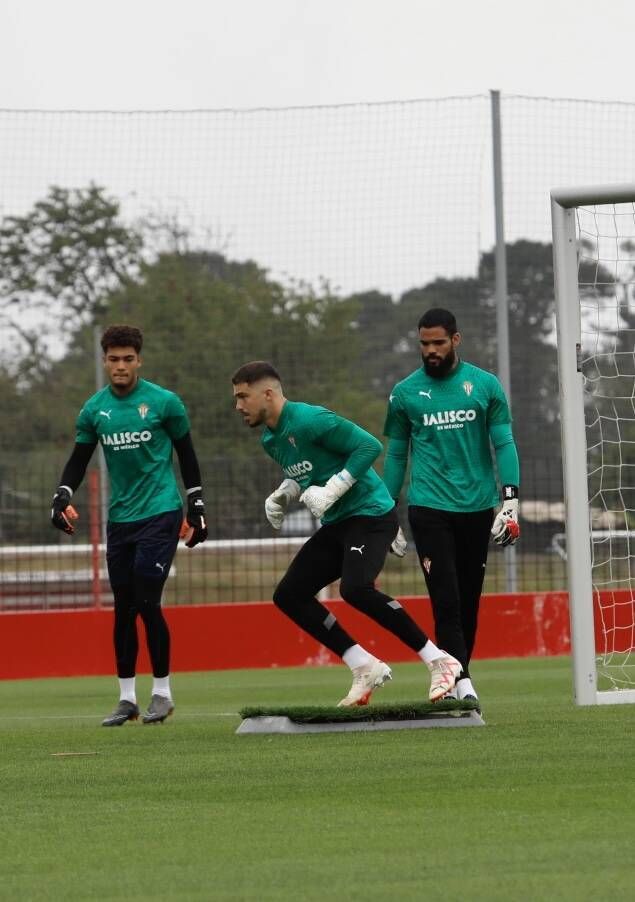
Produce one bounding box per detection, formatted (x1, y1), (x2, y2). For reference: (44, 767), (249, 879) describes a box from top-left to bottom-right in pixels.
(422, 409), (477, 427)
(283, 460), (313, 478)
(101, 430), (153, 446)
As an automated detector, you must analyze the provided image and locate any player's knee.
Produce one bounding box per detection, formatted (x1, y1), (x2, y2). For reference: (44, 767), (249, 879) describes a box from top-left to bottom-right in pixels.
(112, 586), (136, 613)
(272, 579), (294, 613)
(339, 579), (373, 606)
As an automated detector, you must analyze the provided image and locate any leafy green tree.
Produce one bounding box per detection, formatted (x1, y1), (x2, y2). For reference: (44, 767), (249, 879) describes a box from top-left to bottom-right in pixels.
(0, 184), (142, 382)
(99, 251), (369, 452)
(82, 251), (372, 536)
(349, 243), (566, 502)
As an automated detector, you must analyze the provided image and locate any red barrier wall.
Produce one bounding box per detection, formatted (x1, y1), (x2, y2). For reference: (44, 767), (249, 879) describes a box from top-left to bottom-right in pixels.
(0, 591), (575, 680)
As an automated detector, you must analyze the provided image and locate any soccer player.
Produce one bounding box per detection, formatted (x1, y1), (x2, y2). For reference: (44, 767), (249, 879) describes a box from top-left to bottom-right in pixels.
(383, 308), (520, 707)
(50, 325), (208, 726)
(231, 360), (461, 706)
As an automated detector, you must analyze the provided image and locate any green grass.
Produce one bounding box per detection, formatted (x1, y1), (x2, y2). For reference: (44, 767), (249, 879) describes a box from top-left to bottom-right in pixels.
(2, 658), (635, 901)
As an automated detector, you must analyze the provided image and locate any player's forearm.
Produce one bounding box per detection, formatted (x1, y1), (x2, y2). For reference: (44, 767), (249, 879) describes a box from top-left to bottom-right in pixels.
(383, 437), (409, 500)
(173, 431), (203, 492)
(490, 423), (520, 488)
(57, 442), (97, 492)
(319, 418), (382, 480)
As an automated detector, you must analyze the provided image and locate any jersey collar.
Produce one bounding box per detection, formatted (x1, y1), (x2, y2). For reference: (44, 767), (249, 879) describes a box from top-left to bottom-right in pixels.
(108, 377), (143, 400)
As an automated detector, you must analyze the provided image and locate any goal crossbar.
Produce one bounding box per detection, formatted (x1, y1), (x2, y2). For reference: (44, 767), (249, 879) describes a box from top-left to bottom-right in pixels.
(551, 183), (635, 209)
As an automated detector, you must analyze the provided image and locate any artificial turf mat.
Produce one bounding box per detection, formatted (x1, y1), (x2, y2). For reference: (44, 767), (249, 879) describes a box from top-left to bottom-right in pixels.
(240, 697), (479, 722)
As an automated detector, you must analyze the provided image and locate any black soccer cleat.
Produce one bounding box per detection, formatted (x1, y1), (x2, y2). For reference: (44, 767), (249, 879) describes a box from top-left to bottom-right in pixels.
(142, 694), (174, 724)
(101, 700), (140, 727)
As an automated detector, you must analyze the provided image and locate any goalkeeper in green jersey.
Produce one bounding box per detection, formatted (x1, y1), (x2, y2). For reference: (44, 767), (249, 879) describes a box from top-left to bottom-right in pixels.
(383, 308), (520, 708)
(50, 325), (208, 726)
(232, 360), (461, 706)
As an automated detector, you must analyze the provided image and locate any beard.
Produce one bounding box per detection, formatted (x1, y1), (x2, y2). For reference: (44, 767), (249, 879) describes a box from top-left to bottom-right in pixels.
(422, 348), (457, 378)
(242, 406), (268, 427)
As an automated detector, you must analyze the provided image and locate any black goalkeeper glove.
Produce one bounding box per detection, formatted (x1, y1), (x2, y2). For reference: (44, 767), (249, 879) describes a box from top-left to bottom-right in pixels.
(51, 486), (79, 535)
(181, 490), (208, 548)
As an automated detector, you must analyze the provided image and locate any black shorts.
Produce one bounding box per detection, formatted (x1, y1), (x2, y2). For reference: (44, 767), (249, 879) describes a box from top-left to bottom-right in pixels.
(106, 508), (182, 588)
(282, 507), (399, 595)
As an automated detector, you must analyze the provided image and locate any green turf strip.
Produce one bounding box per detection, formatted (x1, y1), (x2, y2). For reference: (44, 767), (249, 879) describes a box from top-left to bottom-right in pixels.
(240, 697), (479, 722)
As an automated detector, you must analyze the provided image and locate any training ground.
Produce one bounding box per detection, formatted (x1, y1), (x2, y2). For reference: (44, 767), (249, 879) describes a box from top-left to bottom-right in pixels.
(2, 658), (635, 901)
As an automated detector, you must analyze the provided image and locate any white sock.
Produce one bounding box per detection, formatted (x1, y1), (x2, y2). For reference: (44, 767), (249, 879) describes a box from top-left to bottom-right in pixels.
(456, 677), (477, 699)
(152, 676), (172, 700)
(342, 644), (374, 670)
(118, 677), (136, 704)
(417, 640), (446, 665)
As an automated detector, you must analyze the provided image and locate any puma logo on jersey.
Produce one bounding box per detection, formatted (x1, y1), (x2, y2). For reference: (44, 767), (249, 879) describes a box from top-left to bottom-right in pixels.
(419, 390), (432, 399)
(350, 545), (365, 555)
(155, 562), (166, 573)
(99, 410), (112, 419)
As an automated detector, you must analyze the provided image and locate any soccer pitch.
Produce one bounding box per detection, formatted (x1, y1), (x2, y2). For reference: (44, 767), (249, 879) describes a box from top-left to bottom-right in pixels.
(2, 659), (635, 901)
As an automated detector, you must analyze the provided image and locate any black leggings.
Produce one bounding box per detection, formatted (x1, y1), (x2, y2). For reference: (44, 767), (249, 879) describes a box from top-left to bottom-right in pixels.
(273, 508), (430, 659)
(112, 577), (171, 679)
(408, 505), (494, 679)
(107, 510), (181, 679)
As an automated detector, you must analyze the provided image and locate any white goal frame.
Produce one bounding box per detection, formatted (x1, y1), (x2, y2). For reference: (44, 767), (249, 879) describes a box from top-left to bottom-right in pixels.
(551, 183), (635, 705)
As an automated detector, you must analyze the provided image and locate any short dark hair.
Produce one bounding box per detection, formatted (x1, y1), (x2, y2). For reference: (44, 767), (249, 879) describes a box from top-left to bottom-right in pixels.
(418, 308), (458, 335)
(231, 360), (281, 385)
(101, 325), (143, 354)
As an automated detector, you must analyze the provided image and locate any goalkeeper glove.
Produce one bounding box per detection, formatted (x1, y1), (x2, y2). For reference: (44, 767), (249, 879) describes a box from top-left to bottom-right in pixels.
(389, 526), (408, 558)
(300, 470), (356, 520)
(51, 486), (79, 535)
(491, 485), (520, 547)
(265, 478), (301, 530)
(181, 489), (208, 548)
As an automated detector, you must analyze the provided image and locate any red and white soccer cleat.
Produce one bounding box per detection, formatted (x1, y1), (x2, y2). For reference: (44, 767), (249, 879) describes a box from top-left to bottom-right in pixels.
(337, 657), (393, 707)
(428, 655), (462, 702)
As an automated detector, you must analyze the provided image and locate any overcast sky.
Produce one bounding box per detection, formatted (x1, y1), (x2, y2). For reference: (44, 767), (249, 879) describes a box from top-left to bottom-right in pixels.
(2, 0), (635, 110)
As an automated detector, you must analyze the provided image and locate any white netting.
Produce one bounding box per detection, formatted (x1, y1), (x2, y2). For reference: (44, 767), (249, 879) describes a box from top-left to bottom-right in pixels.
(4, 97), (635, 605)
(578, 202), (635, 689)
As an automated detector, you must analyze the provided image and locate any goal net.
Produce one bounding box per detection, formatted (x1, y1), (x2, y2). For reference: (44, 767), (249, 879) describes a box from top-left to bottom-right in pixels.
(552, 184), (635, 704)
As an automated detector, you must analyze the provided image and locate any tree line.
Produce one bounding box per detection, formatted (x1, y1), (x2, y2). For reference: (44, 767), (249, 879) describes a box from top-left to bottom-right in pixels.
(1, 183), (618, 540)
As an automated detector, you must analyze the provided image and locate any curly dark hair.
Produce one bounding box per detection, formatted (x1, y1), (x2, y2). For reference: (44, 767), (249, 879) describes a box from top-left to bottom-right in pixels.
(100, 325), (143, 354)
(417, 308), (458, 335)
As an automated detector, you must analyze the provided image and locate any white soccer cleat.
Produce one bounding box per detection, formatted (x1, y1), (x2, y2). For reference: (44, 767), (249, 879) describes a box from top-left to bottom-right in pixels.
(337, 658), (393, 707)
(427, 655), (462, 702)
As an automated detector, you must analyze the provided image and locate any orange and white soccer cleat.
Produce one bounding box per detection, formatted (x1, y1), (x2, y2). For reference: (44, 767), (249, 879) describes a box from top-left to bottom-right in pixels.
(428, 655), (462, 702)
(337, 657), (393, 707)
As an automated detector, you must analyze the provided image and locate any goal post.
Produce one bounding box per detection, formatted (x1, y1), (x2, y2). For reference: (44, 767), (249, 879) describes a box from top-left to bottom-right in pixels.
(551, 183), (635, 705)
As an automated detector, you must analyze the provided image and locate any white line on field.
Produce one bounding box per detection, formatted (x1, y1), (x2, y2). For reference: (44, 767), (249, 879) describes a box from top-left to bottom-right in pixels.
(0, 711), (239, 722)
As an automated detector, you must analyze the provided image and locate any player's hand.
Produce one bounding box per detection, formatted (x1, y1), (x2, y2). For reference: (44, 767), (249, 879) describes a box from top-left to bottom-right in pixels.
(265, 479), (301, 530)
(389, 526), (408, 558)
(300, 470), (356, 520)
(51, 486), (79, 535)
(181, 490), (208, 548)
(491, 489), (520, 547)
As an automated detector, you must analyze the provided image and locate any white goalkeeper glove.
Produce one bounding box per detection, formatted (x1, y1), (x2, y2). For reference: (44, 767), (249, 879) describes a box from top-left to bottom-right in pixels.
(264, 479), (302, 530)
(300, 469), (356, 520)
(491, 486), (520, 547)
(389, 526), (408, 558)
